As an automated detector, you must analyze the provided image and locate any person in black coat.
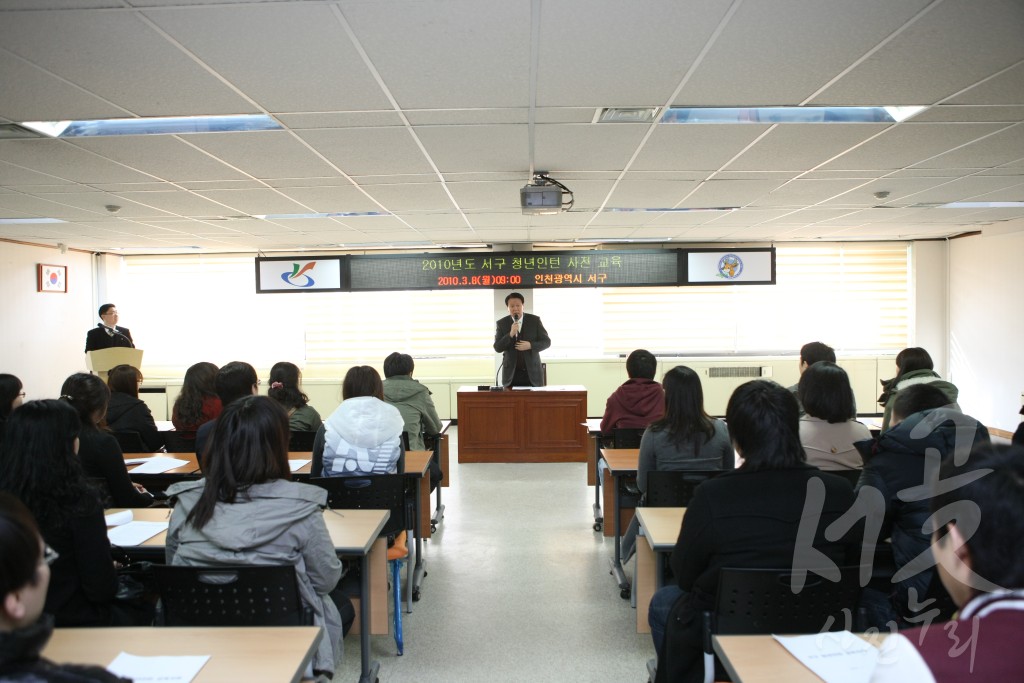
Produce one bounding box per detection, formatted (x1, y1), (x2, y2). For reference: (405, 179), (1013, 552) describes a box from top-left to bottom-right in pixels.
(60, 373), (153, 509)
(83, 303), (133, 353)
(648, 380), (863, 683)
(105, 364), (162, 452)
(493, 292), (551, 387)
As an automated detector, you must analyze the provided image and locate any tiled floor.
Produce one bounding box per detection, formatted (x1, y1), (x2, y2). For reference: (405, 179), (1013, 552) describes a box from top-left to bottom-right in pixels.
(335, 426), (652, 682)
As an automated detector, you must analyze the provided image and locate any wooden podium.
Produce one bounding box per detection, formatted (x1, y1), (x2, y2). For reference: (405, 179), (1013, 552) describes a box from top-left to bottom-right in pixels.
(456, 385), (588, 463)
(85, 347), (144, 381)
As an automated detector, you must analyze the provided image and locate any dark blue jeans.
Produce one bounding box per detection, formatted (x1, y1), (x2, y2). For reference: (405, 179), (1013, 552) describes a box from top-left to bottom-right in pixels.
(649, 584), (685, 661)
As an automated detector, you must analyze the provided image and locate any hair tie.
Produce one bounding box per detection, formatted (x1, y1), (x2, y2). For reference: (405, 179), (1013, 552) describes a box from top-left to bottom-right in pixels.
(270, 381), (284, 390)
(60, 394), (74, 401)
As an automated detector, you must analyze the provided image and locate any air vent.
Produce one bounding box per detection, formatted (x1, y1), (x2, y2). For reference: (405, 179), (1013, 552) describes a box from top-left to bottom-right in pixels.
(708, 366), (763, 379)
(595, 107), (660, 123)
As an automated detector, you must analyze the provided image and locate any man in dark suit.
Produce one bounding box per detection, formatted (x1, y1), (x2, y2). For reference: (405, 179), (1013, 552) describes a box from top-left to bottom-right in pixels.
(493, 292), (551, 387)
(84, 303), (134, 352)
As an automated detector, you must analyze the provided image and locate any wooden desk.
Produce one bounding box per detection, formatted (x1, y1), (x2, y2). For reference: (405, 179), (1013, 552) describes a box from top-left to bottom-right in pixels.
(713, 633), (885, 682)
(634, 507), (685, 633)
(123, 452), (200, 476)
(107, 507), (388, 683)
(456, 385), (588, 463)
(43, 626), (321, 683)
(583, 418), (604, 530)
(601, 448), (639, 591)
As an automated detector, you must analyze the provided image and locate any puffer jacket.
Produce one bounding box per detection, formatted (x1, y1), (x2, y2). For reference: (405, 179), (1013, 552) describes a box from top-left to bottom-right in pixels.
(382, 375), (442, 451)
(879, 369), (959, 432)
(312, 396), (405, 477)
(165, 479), (344, 676)
(855, 407), (989, 620)
(105, 392), (162, 451)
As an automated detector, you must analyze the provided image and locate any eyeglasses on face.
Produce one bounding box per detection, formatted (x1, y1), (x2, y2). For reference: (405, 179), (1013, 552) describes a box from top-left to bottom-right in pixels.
(43, 544), (60, 565)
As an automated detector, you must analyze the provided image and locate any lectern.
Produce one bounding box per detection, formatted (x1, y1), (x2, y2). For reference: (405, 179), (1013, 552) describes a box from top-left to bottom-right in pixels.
(85, 347), (144, 381)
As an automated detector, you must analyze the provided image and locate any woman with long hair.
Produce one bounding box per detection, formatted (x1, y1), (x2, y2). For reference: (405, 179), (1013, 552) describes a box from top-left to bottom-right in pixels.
(60, 373), (153, 508)
(171, 362), (221, 439)
(312, 366), (405, 478)
(166, 396), (345, 677)
(797, 361), (870, 470)
(267, 361), (322, 433)
(105, 364), (162, 452)
(0, 400), (118, 627)
(637, 365), (733, 493)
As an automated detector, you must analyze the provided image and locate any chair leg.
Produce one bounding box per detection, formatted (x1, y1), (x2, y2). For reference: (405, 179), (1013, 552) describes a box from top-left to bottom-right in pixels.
(391, 559), (404, 656)
(702, 652), (714, 683)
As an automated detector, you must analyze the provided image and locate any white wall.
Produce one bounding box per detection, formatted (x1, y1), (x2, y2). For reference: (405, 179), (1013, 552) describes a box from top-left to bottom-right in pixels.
(0, 242), (95, 398)
(912, 240), (949, 377)
(949, 227), (1024, 432)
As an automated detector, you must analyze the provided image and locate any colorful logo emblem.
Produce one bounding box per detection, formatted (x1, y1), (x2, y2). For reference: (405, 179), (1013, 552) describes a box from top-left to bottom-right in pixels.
(281, 262), (317, 288)
(717, 254), (743, 279)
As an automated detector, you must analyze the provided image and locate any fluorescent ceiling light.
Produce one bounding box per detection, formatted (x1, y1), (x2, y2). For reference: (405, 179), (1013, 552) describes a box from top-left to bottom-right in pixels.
(0, 217), (66, 224)
(254, 211), (389, 219)
(577, 237), (668, 243)
(938, 201), (1024, 208)
(660, 106), (926, 124)
(439, 243), (490, 249)
(595, 107), (661, 123)
(606, 207), (737, 212)
(19, 114), (281, 138)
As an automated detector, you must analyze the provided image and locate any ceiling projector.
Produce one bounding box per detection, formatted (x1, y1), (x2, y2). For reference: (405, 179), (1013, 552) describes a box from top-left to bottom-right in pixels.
(520, 173), (573, 215)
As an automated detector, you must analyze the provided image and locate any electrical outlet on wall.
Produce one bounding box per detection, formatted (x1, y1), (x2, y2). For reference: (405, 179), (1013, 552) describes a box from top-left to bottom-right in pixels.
(761, 366), (773, 377)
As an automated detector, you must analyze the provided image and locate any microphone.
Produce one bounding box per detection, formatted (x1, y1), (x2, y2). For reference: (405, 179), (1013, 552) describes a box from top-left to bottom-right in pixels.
(494, 361), (504, 389)
(512, 314), (521, 340)
(112, 328), (134, 348)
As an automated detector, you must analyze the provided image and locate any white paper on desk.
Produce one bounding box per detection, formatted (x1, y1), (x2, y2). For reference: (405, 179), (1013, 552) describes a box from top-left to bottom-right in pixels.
(108, 653), (209, 683)
(107, 521), (168, 546)
(123, 457), (152, 465)
(129, 456), (190, 474)
(104, 510), (133, 527)
(773, 631), (878, 683)
(289, 459), (311, 472)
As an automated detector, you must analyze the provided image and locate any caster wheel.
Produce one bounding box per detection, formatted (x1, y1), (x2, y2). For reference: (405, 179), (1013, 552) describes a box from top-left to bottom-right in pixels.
(593, 522), (603, 532)
(430, 523), (437, 533)
(620, 587), (631, 600)
(412, 589), (421, 602)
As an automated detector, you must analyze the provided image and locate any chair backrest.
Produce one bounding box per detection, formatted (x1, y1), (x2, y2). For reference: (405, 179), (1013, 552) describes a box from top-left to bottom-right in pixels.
(310, 474), (408, 538)
(160, 430), (196, 453)
(825, 469), (862, 488)
(112, 430), (147, 453)
(612, 427), (645, 449)
(645, 469), (723, 507)
(712, 565), (863, 635)
(288, 430), (317, 451)
(401, 431), (411, 451)
(153, 564), (312, 627)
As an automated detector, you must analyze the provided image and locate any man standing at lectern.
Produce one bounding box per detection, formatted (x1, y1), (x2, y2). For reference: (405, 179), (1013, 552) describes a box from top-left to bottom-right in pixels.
(84, 303), (134, 352)
(493, 292), (551, 387)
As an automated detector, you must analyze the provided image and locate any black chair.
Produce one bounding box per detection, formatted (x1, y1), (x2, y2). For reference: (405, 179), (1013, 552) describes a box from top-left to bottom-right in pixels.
(612, 427), (645, 449)
(112, 430), (147, 453)
(826, 468), (863, 489)
(644, 470), (724, 508)
(310, 474), (410, 655)
(160, 431), (196, 453)
(698, 565), (864, 683)
(153, 564), (312, 627)
(288, 430), (317, 451)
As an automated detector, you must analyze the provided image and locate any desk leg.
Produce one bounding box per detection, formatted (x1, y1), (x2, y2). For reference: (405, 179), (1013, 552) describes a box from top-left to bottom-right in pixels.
(609, 473), (629, 591)
(411, 478), (426, 604)
(359, 551), (381, 683)
(432, 438), (447, 531)
(636, 537), (656, 633)
(591, 435), (603, 531)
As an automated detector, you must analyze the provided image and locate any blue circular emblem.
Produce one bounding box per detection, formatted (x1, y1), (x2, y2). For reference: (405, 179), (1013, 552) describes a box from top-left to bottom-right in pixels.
(717, 254), (743, 279)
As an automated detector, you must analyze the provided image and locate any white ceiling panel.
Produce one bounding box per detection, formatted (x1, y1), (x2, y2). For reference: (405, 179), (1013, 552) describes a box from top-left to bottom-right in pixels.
(416, 125), (529, 174)
(606, 180), (701, 208)
(192, 189), (312, 215)
(685, 179), (786, 207)
(0, 10), (253, 116)
(0, 52), (127, 121)
(275, 112), (404, 129)
(275, 185), (383, 214)
(145, 4), (392, 113)
(728, 125), (890, 173)
(631, 126), (771, 172)
(534, 124), (647, 174)
(183, 131), (340, 180)
(296, 127), (434, 177)
(446, 181), (523, 210)
(362, 182), (455, 212)
(69, 136), (248, 182)
(0, 163), (75, 187)
(914, 124), (1024, 169)
(947, 61), (1024, 106)
(113, 190), (245, 217)
(819, 124), (1007, 171)
(0, 140), (156, 184)
(0, 193), (109, 219)
(406, 110), (528, 126)
(393, 213), (470, 230)
(754, 179), (875, 208)
(912, 106), (1024, 123)
(32, 191), (174, 218)
(342, 0), (530, 109)
(674, 0), (933, 106)
(897, 176), (1024, 204)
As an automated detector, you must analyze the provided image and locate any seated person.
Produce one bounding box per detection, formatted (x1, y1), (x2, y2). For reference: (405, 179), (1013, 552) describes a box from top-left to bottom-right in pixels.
(312, 366), (405, 478)
(648, 380), (861, 683)
(797, 361), (870, 470)
(382, 352), (441, 452)
(600, 349), (665, 434)
(171, 361), (221, 439)
(60, 373), (153, 509)
(0, 493), (130, 682)
(1013, 405), (1023, 447)
(855, 383), (989, 629)
(105, 364), (162, 452)
(0, 400), (118, 627)
(879, 347), (958, 432)
(194, 361), (258, 457)
(871, 444), (1024, 681)
(620, 365), (732, 563)
(166, 396), (347, 679)
(268, 361), (323, 434)
(787, 341), (835, 415)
